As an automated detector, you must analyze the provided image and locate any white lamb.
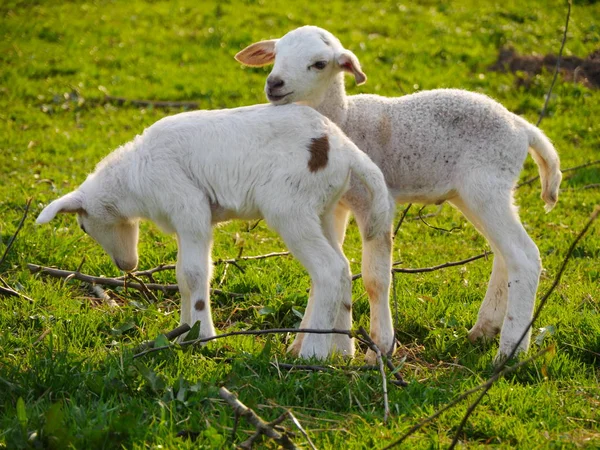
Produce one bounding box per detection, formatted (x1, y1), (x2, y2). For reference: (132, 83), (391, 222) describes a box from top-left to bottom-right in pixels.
(36, 103), (395, 360)
(236, 26), (562, 361)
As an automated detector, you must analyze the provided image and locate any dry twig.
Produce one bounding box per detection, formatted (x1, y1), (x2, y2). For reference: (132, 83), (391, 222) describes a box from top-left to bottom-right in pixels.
(356, 327), (390, 423)
(535, 0), (571, 127)
(351, 251), (491, 281)
(134, 323), (191, 354)
(393, 203), (412, 237)
(26, 263), (244, 297)
(89, 285), (119, 308)
(122, 251), (291, 280)
(104, 95), (199, 109)
(517, 159), (600, 189)
(133, 327), (353, 359)
(0, 198), (32, 268)
(219, 387), (298, 449)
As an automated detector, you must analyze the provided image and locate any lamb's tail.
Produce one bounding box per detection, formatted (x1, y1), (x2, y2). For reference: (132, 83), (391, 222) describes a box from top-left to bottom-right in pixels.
(524, 122), (562, 212)
(345, 141), (395, 240)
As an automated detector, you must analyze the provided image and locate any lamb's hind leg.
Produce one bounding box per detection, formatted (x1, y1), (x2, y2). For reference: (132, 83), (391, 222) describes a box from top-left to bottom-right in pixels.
(351, 200), (394, 363)
(452, 184), (541, 361)
(449, 198), (509, 342)
(270, 214), (351, 360)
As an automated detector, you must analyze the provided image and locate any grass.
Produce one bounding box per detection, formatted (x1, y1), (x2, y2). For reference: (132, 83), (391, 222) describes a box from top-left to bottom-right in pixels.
(1, 0), (599, 448)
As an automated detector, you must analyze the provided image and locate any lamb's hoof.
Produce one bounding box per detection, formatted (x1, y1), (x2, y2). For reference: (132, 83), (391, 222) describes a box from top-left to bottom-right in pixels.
(468, 323), (500, 344)
(364, 342), (395, 365)
(494, 341), (527, 367)
(365, 349), (377, 364)
(287, 340), (303, 357)
(331, 336), (355, 359)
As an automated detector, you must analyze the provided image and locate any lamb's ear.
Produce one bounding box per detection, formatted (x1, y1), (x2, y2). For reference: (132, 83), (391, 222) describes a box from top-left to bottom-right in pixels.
(235, 39), (278, 67)
(337, 50), (367, 85)
(36, 191), (84, 224)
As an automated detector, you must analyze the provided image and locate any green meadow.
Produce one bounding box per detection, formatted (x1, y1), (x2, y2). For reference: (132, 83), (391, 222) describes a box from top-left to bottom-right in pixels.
(1, 0), (599, 448)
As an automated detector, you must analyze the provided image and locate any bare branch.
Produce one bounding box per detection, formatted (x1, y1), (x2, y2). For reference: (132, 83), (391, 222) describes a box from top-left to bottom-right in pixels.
(352, 251), (491, 281)
(287, 410), (317, 450)
(356, 327), (390, 423)
(535, 0), (571, 127)
(134, 323), (191, 354)
(27, 263), (245, 298)
(89, 285), (119, 308)
(0, 198), (32, 268)
(0, 276), (34, 303)
(124, 251), (291, 279)
(219, 387), (298, 449)
(134, 327), (353, 359)
(104, 95), (199, 109)
(416, 205), (461, 234)
(393, 204), (412, 238)
(517, 159), (600, 189)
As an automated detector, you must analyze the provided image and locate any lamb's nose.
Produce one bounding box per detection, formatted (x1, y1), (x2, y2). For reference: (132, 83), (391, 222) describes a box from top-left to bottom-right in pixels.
(267, 76), (285, 90)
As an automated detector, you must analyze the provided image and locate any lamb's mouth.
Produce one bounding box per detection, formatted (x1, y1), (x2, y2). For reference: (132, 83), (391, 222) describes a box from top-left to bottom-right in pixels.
(267, 92), (293, 103)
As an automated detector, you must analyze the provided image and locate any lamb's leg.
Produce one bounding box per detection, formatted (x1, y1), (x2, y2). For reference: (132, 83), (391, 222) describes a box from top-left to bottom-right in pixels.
(452, 186), (541, 362)
(322, 205), (354, 357)
(353, 204), (394, 363)
(175, 231), (217, 342)
(469, 255), (508, 342)
(450, 198), (508, 341)
(332, 202), (351, 247)
(271, 214), (350, 360)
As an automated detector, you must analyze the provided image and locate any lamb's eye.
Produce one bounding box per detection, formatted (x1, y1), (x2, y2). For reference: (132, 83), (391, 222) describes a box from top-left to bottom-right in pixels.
(312, 61), (327, 70)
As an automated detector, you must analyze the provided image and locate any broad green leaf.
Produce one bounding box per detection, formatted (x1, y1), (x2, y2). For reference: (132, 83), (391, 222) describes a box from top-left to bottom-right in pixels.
(16, 397), (27, 430)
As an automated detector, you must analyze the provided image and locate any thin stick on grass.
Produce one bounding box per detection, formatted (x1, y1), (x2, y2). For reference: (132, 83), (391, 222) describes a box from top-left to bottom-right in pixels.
(219, 387), (298, 449)
(356, 327), (390, 424)
(535, 0), (571, 128)
(0, 198), (32, 268)
(123, 251), (290, 279)
(516, 159), (600, 189)
(26, 263), (245, 297)
(104, 95), (199, 109)
(393, 203), (412, 238)
(133, 327), (353, 359)
(416, 204), (461, 234)
(134, 323), (191, 354)
(351, 251), (491, 281)
(89, 285), (119, 308)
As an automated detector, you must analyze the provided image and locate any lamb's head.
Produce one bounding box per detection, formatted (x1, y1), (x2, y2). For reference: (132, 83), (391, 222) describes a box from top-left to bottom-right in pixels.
(235, 26), (366, 107)
(36, 188), (140, 272)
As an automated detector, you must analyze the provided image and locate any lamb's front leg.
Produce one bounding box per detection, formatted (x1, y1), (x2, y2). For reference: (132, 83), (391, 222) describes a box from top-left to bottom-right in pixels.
(176, 232), (216, 341)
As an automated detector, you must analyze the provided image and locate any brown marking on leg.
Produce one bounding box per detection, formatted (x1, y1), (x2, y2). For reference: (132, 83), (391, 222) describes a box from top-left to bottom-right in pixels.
(343, 301), (352, 312)
(194, 299), (205, 311)
(308, 135), (329, 172)
(365, 278), (383, 302)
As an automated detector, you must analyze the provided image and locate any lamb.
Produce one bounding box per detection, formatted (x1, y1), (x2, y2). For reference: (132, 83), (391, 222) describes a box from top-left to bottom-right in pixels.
(236, 26), (562, 362)
(36, 103), (395, 360)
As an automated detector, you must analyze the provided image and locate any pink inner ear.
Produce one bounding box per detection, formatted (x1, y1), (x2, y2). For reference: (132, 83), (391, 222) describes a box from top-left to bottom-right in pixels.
(341, 62), (354, 71)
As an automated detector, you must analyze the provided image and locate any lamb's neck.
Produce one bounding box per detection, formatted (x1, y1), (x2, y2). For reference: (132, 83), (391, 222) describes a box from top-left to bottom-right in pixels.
(94, 158), (143, 220)
(315, 74), (349, 127)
